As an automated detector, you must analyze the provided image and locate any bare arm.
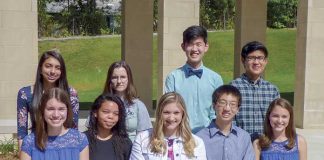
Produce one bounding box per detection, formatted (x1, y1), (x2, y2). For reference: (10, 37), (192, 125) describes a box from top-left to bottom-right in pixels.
(18, 139), (23, 153)
(298, 135), (307, 160)
(19, 151), (31, 160)
(252, 139), (261, 160)
(79, 146), (89, 160)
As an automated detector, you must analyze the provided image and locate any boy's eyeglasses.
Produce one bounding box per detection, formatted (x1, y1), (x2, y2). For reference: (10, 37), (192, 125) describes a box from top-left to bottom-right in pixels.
(246, 56), (266, 62)
(216, 100), (238, 109)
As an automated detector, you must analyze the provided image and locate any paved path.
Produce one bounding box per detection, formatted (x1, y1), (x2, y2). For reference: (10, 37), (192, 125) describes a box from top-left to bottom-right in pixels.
(296, 128), (324, 160)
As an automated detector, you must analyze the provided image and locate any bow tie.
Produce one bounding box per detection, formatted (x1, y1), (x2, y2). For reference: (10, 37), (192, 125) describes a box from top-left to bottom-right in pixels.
(187, 68), (203, 78)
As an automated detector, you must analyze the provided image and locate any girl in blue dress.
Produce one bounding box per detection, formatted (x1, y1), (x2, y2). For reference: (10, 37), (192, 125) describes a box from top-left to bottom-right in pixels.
(102, 60), (152, 141)
(17, 50), (79, 150)
(85, 93), (132, 160)
(253, 98), (307, 160)
(20, 88), (88, 160)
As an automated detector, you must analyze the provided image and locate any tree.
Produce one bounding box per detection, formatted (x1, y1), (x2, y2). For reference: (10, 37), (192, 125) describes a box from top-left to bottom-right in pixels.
(267, 0), (298, 28)
(200, 0), (235, 30)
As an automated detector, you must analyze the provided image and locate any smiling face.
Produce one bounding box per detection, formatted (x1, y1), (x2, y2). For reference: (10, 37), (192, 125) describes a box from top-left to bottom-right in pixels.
(242, 50), (268, 81)
(182, 37), (209, 69)
(44, 98), (67, 130)
(214, 94), (239, 123)
(162, 102), (183, 137)
(111, 67), (128, 95)
(41, 57), (62, 86)
(95, 100), (119, 132)
(269, 105), (290, 134)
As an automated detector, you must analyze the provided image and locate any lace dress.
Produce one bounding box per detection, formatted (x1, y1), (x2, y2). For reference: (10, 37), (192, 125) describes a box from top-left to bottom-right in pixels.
(261, 137), (299, 160)
(21, 129), (88, 160)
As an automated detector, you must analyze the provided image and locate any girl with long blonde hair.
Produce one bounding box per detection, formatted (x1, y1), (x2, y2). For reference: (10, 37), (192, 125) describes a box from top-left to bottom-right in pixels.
(130, 92), (206, 159)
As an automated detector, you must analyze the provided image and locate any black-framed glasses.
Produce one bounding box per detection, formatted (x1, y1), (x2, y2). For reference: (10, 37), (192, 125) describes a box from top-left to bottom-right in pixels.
(246, 56), (266, 62)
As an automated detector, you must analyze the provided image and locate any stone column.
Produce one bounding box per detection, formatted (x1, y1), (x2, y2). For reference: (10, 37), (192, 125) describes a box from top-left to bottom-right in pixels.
(234, 0), (267, 78)
(0, 0), (38, 134)
(157, 0), (199, 100)
(122, 0), (154, 114)
(294, 0), (324, 128)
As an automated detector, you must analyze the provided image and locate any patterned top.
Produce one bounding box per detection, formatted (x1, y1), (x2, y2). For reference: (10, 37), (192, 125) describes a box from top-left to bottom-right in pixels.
(230, 74), (280, 138)
(167, 138), (175, 160)
(17, 86), (80, 140)
(21, 129), (88, 160)
(261, 137), (299, 160)
(123, 98), (152, 142)
(165, 63), (223, 133)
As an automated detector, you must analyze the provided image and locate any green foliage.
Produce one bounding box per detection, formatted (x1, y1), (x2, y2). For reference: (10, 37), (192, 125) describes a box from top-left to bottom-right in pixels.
(0, 138), (17, 155)
(38, 0), (115, 37)
(267, 0), (298, 28)
(200, 0), (235, 30)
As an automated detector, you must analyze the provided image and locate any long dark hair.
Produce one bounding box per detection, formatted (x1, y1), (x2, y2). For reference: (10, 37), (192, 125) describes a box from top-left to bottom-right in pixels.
(31, 50), (70, 130)
(87, 93), (129, 160)
(35, 88), (73, 150)
(259, 98), (296, 149)
(102, 60), (137, 104)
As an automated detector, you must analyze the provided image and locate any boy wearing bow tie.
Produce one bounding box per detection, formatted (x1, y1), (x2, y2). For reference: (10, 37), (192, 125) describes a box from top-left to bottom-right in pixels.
(165, 25), (223, 133)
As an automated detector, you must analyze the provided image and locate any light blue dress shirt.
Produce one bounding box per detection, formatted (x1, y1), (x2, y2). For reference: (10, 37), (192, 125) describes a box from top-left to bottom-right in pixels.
(196, 120), (255, 160)
(165, 63), (223, 133)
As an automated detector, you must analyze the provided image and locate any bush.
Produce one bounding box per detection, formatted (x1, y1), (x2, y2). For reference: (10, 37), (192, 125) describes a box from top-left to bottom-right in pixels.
(0, 138), (17, 155)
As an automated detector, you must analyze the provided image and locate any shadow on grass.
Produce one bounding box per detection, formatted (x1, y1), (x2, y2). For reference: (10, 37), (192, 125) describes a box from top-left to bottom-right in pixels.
(80, 102), (93, 110)
(280, 92), (294, 105)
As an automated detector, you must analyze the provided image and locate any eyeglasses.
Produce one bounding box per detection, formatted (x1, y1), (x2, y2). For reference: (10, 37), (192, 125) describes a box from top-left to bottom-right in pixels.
(246, 56), (266, 62)
(216, 100), (238, 109)
(111, 76), (128, 83)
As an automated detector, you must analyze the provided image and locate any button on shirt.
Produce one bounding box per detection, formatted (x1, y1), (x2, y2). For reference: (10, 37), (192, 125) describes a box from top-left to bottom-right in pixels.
(196, 120), (255, 160)
(230, 74), (280, 138)
(165, 63), (223, 133)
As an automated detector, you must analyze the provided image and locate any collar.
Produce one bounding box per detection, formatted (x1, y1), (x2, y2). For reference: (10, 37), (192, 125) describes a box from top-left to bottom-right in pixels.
(184, 63), (204, 71)
(208, 119), (238, 138)
(242, 73), (263, 85)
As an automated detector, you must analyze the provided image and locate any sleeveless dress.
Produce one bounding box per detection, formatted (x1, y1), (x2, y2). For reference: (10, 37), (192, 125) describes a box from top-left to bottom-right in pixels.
(261, 136), (299, 160)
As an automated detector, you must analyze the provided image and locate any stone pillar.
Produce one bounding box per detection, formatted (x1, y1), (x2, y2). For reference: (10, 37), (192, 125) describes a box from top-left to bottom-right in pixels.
(294, 0), (324, 128)
(157, 0), (199, 100)
(122, 0), (153, 114)
(234, 0), (267, 78)
(0, 0), (38, 133)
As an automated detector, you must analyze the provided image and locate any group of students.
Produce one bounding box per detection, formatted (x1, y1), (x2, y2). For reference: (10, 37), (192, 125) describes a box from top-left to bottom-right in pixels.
(16, 25), (307, 160)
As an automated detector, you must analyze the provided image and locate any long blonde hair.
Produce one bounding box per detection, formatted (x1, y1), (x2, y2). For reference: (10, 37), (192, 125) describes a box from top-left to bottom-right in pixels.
(150, 92), (196, 157)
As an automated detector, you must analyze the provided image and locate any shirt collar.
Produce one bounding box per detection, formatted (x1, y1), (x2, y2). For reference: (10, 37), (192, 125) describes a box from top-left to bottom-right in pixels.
(208, 119), (238, 138)
(184, 63), (204, 71)
(242, 73), (263, 85)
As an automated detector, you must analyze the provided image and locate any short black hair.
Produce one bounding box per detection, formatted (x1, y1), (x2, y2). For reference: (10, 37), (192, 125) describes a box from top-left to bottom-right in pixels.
(241, 41), (268, 59)
(183, 25), (208, 44)
(212, 85), (242, 107)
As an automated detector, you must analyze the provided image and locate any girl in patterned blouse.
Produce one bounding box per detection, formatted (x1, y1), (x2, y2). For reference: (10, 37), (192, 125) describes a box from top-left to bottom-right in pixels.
(17, 50), (79, 151)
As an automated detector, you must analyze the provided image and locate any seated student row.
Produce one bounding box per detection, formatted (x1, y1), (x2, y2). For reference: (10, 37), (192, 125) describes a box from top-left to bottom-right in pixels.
(19, 86), (306, 160)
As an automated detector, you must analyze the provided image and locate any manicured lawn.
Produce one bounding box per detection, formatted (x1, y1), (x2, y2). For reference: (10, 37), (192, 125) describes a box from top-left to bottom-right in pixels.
(39, 29), (296, 109)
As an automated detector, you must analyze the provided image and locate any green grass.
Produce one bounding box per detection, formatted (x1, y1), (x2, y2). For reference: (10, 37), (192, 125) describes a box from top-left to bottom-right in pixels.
(39, 29), (296, 109)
